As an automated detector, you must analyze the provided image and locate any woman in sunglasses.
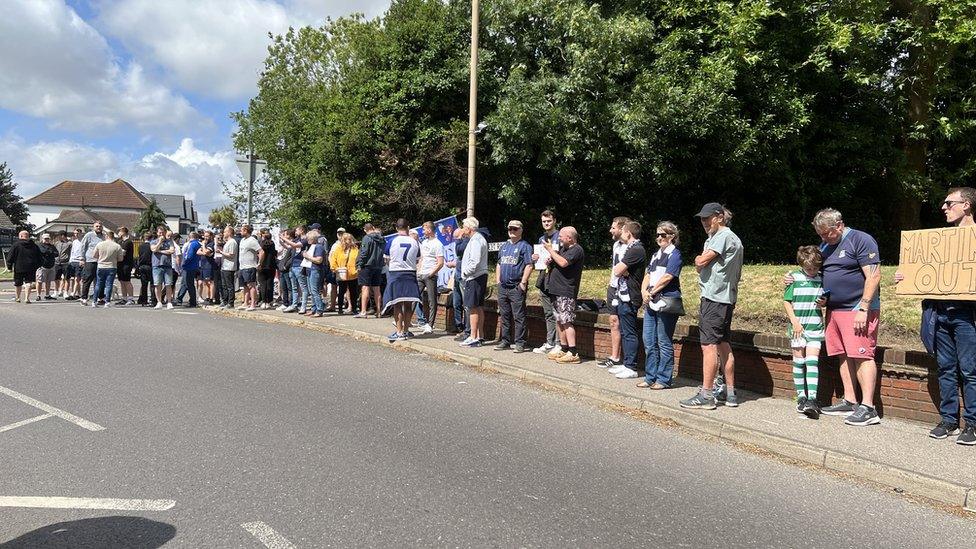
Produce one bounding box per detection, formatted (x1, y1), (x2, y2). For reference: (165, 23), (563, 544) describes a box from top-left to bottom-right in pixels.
(638, 222), (684, 389)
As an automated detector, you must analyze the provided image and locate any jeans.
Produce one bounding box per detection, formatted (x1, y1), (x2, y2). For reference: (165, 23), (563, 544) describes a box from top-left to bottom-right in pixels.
(258, 268), (275, 304)
(935, 308), (976, 425)
(615, 300), (640, 369)
(452, 275), (467, 335)
(93, 268), (116, 303)
(290, 266), (308, 311)
(643, 307), (679, 386)
(278, 269), (291, 306)
(308, 269), (324, 313)
(177, 268), (198, 306)
(539, 289), (558, 346)
(220, 270), (236, 306)
(81, 262), (97, 300)
(497, 285), (528, 344)
(415, 275), (438, 327)
(138, 265), (154, 305)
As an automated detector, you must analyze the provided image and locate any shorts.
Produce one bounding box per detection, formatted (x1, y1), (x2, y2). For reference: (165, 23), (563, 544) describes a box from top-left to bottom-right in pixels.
(552, 296), (577, 324)
(825, 309), (879, 360)
(152, 266), (173, 286)
(699, 298), (735, 345)
(36, 267), (55, 283)
(358, 266), (384, 287)
(790, 337), (823, 350)
(239, 268), (257, 285)
(116, 265), (132, 282)
(462, 274), (488, 309)
(54, 264), (67, 280)
(13, 271), (36, 287)
(68, 261), (82, 278)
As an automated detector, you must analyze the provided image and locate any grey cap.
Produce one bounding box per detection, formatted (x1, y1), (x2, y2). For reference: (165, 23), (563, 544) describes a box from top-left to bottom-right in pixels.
(694, 202), (725, 218)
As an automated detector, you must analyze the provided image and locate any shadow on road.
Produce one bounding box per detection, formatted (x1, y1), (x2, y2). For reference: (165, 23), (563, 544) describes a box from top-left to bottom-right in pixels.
(0, 516), (176, 548)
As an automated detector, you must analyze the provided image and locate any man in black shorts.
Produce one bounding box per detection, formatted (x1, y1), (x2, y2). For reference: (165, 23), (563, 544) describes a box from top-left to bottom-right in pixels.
(7, 231), (41, 303)
(355, 223), (386, 318)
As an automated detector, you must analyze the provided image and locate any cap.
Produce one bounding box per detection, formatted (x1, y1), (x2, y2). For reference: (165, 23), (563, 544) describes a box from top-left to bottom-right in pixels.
(41, 233), (51, 239)
(309, 223), (322, 230)
(694, 202), (725, 218)
(336, 227), (346, 233)
(507, 220), (523, 229)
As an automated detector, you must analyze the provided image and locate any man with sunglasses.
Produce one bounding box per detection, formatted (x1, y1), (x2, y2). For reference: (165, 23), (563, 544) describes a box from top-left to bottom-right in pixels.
(494, 220), (534, 352)
(910, 187), (976, 444)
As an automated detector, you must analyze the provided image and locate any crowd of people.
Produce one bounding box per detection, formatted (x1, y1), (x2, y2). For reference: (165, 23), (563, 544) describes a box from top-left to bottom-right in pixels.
(5, 188), (975, 444)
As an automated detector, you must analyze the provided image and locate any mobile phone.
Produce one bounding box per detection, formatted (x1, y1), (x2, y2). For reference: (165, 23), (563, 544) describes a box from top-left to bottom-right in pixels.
(821, 289), (831, 300)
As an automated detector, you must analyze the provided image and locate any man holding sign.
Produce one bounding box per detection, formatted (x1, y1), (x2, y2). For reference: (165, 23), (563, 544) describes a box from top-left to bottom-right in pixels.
(899, 187), (976, 444)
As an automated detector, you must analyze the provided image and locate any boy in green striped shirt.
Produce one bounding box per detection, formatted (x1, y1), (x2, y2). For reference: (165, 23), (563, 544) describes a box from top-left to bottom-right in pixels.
(783, 246), (826, 419)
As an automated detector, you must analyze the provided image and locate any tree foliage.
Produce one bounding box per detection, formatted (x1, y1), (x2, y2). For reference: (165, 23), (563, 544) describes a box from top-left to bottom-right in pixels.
(134, 199), (168, 236)
(208, 205), (238, 230)
(234, 0), (976, 262)
(0, 163), (29, 229)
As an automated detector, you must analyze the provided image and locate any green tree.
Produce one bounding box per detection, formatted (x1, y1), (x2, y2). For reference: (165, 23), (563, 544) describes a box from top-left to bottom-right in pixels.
(134, 199), (168, 236)
(0, 162), (29, 229)
(208, 205), (238, 230)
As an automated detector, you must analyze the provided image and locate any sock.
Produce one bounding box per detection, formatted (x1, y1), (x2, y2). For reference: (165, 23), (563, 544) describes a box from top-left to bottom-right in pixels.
(804, 357), (819, 400)
(792, 358), (806, 397)
(568, 346), (577, 355)
(727, 387), (735, 397)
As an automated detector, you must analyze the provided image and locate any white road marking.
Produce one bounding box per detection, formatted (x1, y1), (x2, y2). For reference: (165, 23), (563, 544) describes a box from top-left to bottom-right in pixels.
(173, 311), (198, 315)
(0, 413), (53, 433)
(242, 521), (297, 549)
(0, 496), (175, 511)
(0, 385), (105, 431)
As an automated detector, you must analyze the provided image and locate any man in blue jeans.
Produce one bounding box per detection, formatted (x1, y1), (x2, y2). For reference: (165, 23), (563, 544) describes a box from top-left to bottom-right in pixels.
(915, 187), (976, 445)
(177, 232), (202, 308)
(606, 222), (646, 379)
(449, 227), (470, 339)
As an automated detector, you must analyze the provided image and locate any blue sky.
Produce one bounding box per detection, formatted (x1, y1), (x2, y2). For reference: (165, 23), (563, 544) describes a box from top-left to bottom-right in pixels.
(1, 0), (389, 218)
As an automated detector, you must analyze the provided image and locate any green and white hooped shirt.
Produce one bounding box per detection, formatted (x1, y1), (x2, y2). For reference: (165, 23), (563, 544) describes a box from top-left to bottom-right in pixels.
(783, 270), (825, 341)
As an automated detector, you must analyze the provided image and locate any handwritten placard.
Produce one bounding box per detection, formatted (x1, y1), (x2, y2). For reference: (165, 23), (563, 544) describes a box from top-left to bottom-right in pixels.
(896, 226), (976, 301)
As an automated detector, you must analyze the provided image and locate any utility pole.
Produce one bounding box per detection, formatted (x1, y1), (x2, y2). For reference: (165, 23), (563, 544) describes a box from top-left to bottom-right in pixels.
(247, 149), (256, 226)
(466, 0), (480, 218)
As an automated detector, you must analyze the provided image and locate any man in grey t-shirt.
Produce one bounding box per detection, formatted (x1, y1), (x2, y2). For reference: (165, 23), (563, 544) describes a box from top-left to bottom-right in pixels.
(681, 202), (744, 411)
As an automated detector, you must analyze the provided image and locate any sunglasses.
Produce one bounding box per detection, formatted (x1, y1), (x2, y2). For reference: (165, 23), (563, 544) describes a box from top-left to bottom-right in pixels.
(508, 227), (521, 231)
(655, 233), (671, 238)
(943, 200), (967, 208)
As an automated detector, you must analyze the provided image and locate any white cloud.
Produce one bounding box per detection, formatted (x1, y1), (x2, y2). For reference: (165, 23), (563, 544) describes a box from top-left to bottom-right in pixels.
(0, 0), (202, 133)
(2, 135), (236, 219)
(96, 0), (389, 100)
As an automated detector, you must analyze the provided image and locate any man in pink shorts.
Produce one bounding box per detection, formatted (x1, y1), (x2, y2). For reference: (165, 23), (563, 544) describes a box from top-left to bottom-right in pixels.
(812, 208), (883, 426)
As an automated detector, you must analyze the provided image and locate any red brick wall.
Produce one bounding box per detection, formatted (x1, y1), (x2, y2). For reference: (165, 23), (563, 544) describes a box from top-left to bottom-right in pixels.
(434, 296), (945, 425)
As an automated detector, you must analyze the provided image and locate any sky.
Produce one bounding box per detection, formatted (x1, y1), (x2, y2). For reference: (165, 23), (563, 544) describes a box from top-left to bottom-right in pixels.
(0, 0), (389, 221)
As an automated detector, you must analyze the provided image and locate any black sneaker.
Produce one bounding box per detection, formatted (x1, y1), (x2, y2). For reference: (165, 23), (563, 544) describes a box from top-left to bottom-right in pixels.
(844, 404), (881, 426)
(929, 421), (960, 439)
(494, 341), (511, 351)
(796, 396), (808, 414)
(598, 357), (623, 369)
(821, 399), (858, 417)
(956, 424), (976, 446)
(801, 399), (821, 419)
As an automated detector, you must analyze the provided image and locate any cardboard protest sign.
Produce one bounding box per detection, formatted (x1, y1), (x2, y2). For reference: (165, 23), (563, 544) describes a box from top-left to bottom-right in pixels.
(896, 226), (976, 301)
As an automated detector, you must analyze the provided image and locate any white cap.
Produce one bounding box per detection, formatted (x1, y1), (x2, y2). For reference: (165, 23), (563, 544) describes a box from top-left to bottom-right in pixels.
(41, 233), (51, 240)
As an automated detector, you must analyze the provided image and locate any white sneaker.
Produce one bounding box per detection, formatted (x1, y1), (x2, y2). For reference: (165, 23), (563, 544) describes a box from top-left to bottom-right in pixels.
(532, 343), (555, 354)
(607, 365), (629, 375)
(236, 305), (247, 310)
(127, 299), (136, 305)
(246, 306), (256, 311)
(154, 303), (163, 310)
(458, 337), (476, 347)
(283, 305), (297, 313)
(615, 369), (639, 379)
(260, 303), (269, 310)
(80, 299), (88, 306)
(276, 304), (286, 311)
(166, 303), (174, 310)
(421, 324), (433, 334)
(91, 301), (97, 308)
(103, 302), (111, 308)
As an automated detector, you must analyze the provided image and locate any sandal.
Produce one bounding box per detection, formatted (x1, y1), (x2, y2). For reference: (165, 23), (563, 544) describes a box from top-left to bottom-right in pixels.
(636, 381), (651, 388)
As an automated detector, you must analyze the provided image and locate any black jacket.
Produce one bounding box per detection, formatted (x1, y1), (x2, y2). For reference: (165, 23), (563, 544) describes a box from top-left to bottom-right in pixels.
(8, 239), (42, 273)
(357, 232), (386, 270)
(137, 241), (153, 268)
(38, 242), (58, 269)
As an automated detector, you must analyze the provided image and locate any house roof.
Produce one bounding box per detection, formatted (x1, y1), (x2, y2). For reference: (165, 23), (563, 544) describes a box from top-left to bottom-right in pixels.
(144, 193), (187, 218)
(38, 209), (142, 233)
(25, 179), (151, 210)
(0, 209), (15, 230)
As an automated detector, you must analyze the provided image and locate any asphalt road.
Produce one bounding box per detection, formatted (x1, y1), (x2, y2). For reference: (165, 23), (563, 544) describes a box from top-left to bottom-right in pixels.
(1, 300), (974, 547)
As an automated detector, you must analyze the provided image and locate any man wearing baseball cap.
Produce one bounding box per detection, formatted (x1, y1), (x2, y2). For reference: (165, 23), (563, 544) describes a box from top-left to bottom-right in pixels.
(36, 233), (59, 300)
(495, 220), (534, 352)
(680, 202), (744, 410)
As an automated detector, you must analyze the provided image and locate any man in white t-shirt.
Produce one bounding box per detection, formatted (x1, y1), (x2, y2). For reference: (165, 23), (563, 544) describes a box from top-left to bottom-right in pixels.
(219, 225), (238, 308)
(415, 221), (445, 334)
(600, 216), (630, 369)
(382, 218), (421, 341)
(237, 224), (261, 311)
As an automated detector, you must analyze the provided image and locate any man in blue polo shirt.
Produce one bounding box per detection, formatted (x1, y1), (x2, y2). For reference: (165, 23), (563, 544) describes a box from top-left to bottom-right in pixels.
(494, 220), (534, 352)
(811, 208), (883, 426)
(177, 232), (202, 308)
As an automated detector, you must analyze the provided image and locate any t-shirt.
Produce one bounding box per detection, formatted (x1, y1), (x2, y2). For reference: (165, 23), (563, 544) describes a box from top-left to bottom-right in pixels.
(388, 234), (420, 272)
(609, 239), (627, 288)
(290, 238), (306, 269)
(645, 245), (683, 298)
(497, 239), (534, 287)
(94, 240), (123, 269)
(138, 242), (153, 267)
(182, 240), (202, 271)
(118, 239), (134, 268)
(548, 244), (585, 298)
(699, 228), (744, 305)
(309, 243), (327, 272)
(783, 270), (825, 341)
(80, 231), (104, 262)
(259, 240), (277, 270)
(238, 236), (261, 270)
(821, 228), (881, 311)
(418, 238), (445, 276)
(151, 238), (174, 268)
(69, 239), (84, 262)
(615, 241), (646, 303)
(221, 239), (238, 271)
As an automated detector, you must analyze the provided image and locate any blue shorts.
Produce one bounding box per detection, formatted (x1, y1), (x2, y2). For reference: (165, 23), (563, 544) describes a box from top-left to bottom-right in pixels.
(358, 266), (383, 287)
(152, 266), (173, 286)
(68, 262), (82, 278)
(239, 268), (257, 285)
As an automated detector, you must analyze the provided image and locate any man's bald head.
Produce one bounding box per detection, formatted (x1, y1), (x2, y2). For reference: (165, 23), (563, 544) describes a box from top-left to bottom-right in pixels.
(560, 226), (578, 246)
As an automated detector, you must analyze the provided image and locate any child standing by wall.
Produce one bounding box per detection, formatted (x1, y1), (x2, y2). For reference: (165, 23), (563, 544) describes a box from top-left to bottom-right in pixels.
(784, 246), (826, 419)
